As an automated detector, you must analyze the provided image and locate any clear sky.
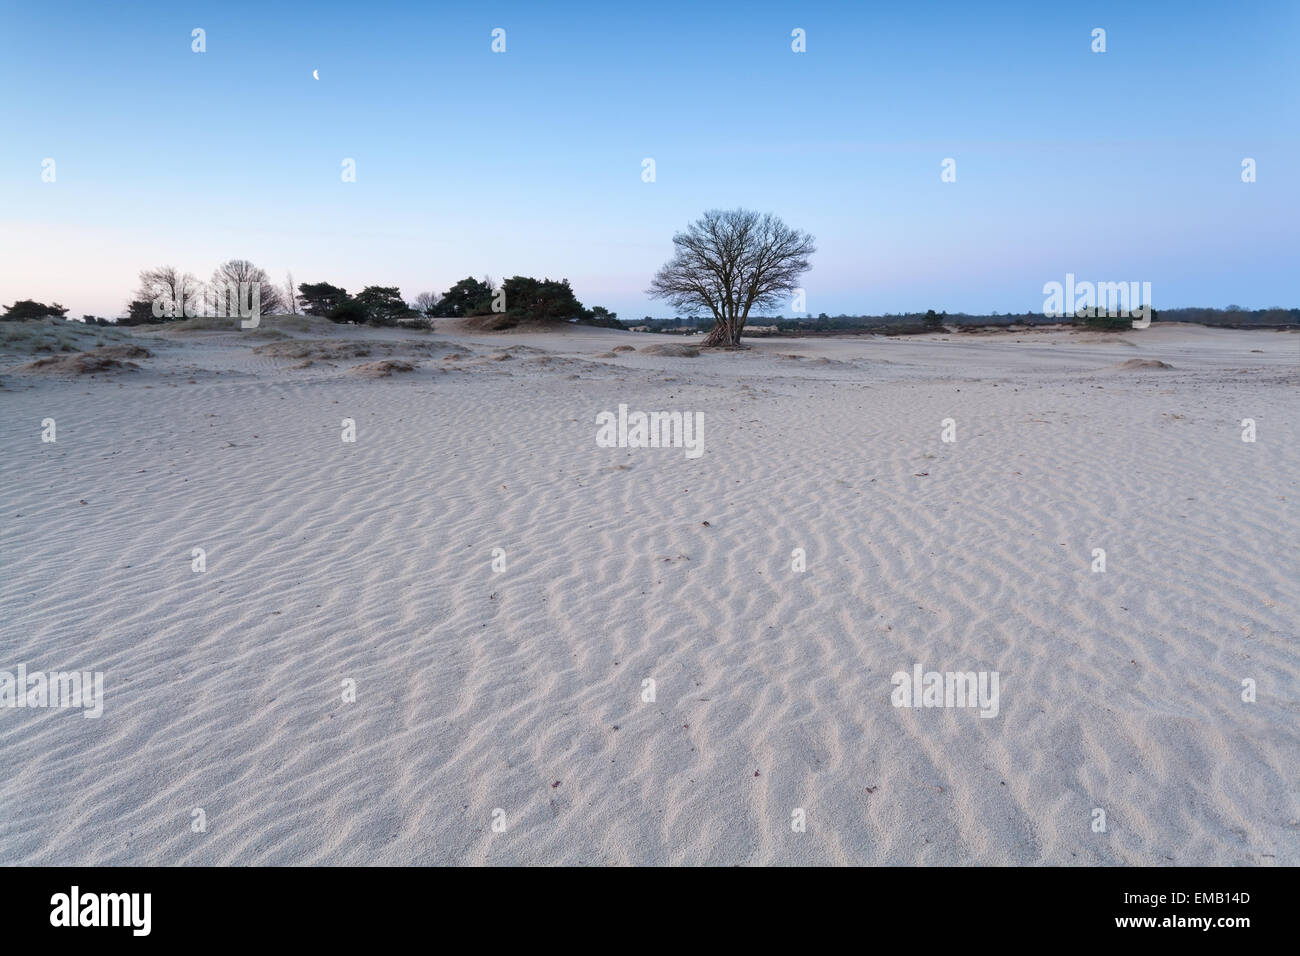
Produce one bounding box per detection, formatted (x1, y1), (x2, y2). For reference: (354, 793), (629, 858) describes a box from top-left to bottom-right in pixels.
(2, 0), (1296, 320)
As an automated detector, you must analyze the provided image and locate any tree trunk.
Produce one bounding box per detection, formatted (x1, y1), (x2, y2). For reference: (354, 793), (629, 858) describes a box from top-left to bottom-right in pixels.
(701, 321), (735, 347)
(702, 310), (745, 348)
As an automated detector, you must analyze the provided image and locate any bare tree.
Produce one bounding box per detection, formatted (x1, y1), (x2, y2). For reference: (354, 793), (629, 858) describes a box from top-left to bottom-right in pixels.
(284, 271), (300, 314)
(210, 259), (285, 316)
(648, 209), (815, 347)
(412, 291), (439, 316)
(133, 265), (201, 319)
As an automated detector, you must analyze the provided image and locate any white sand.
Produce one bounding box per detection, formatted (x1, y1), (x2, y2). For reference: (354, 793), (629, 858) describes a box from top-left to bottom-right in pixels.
(1, 320), (1296, 865)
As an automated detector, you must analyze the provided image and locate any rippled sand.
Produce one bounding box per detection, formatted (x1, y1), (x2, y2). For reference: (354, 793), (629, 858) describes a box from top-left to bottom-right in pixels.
(1, 321), (1296, 864)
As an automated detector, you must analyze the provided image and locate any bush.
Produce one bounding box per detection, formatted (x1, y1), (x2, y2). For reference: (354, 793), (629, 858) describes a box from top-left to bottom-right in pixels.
(578, 314), (626, 330)
(121, 299), (162, 325)
(1075, 307), (1154, 331)
(327, 299), (369, 324)
(353, 286), (417, 326)
(3, 299), (68, 321)
(297, 282), (350, 317)
(579, 305), (625, 329)
(431, 277), (496, 318)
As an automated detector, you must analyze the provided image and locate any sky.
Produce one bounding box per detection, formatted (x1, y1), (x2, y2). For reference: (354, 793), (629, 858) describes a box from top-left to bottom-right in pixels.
(1, 0), (1297, 320)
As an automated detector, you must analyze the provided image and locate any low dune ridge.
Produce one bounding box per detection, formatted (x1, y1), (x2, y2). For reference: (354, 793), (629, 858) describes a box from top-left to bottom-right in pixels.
(254, 340), (376, 361)
(0, 317), (140, 358)
(253, 339), (456, 362)
(150, 314), (343, 336)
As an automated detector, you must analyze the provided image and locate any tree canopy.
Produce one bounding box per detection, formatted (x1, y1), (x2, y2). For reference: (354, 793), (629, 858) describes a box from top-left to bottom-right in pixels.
(648, 209), (815, 347)
(131, 265), (201, 321)
(211, 259), (285, 316)
(430, 277), (495, 318)
(353, 286), (417, 326)
(2, 299), (68, 321)
(296, 282), (350, 317)
(500, 276), (585, 322)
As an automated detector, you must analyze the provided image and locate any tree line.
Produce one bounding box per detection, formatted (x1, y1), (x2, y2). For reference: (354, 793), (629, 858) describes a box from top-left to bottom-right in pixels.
(11, 211), (1292, 341)
(297, 274), (620, 329)
(0, 259), (621, 329)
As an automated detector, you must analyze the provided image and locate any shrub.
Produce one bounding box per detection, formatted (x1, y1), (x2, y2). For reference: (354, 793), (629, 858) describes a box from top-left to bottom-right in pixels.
(3, 299), (68, 321)
(327, 299), (369, 324)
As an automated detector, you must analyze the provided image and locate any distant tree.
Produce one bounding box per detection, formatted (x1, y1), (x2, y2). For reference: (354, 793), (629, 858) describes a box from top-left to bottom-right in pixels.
(501, 276), (587, 322)
(210, 259), (285, 316)
(579, 305), (625, 329)
(1075, 306), (1141, 331)
(297, 282), (350, 316)
(648, 208), (815, 347)
(284, 271), (300, 314)
(412, 291), (440, 316)
(924, 309), (943, 330)
(353, 286), (417, 326)
(432, 276), (495, 317)
(2, 299), (68, 321)
(133, 265), (201, 320)
(121, 300), (157, 325)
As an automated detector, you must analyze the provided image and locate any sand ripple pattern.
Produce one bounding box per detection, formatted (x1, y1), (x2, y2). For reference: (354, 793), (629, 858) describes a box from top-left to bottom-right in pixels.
(1, 332), (1296, 864)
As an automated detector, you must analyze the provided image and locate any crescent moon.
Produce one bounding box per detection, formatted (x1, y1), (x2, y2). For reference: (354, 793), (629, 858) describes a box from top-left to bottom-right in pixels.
(312, 69), (319, 80)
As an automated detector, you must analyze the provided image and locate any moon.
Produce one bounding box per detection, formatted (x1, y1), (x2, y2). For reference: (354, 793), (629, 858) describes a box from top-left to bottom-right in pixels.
(312, 69), (319, 80)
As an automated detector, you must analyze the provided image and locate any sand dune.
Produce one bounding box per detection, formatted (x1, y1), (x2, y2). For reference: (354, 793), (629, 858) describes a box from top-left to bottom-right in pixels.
(1, 322), (1296, 864)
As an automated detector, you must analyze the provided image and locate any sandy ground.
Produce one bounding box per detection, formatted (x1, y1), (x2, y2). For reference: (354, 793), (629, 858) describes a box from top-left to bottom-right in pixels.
(1, 319), (1297, 865)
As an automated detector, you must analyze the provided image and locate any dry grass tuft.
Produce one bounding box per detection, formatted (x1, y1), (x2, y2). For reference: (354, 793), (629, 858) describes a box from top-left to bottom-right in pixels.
(350, 359), (417, 378)
(19, 344), (151, 375)
(1115, 358), (1173, 369)
(641, 343), (700, 357)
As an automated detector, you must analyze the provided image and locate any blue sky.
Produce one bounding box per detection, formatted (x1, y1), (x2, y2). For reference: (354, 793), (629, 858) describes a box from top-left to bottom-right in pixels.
(1, 0), (1296, 319)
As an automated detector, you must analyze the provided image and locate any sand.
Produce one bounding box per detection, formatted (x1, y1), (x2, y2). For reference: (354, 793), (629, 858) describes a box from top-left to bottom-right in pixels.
(1, 320), (1296, 865)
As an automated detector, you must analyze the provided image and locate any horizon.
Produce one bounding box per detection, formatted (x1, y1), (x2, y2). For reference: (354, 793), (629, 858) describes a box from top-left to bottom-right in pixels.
(2, 0), (1297, 319)
(22, 301), (1300, 325)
